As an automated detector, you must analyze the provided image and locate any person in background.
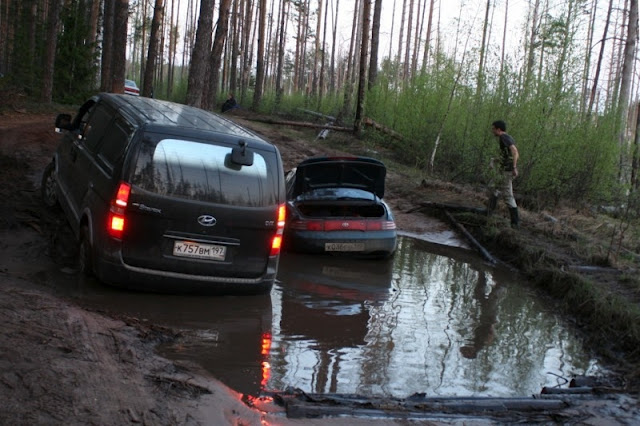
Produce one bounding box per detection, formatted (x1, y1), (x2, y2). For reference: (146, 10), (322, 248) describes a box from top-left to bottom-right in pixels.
(489, 120), (520, 228)
(221, 93), (237, 113)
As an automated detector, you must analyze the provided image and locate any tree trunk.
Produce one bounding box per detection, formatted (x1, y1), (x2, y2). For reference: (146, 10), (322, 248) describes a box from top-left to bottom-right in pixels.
(186, 0), (214, 107)
(354, 0), (370, 135)
(524, 0), (540, 96)
(368, 0), (381, 89)
(143, 0), (164, 97)
(330, 0), (339, 93)
(111, 0), (130, 94)
(580, 0), (597, 115)
(403, 0), (413, 80)
(166, 0), (176, 98)
(240, 0), (254, 102)
(318, 0), (329, 108)
(412, 0), (425, 77)
(311, 0), (322, 98)
(632, 102), (640, 190)
(253, 0), (267, 110)
(421, 0), (434, 72)
(275, 0), (288, 105)
(88, 0), (101, 71)
(207, 0), (231, 110)
(138, 0), (148, 85)
(41, 0), (62, 103)
(230, 0), (240, 94)
(396, 0), (406, 79)
(618, 0), (638, 143)
(340, 0), (360, 121)
(588, 0), (614, 116)
(101, 0), (115, 92)
(476, 0), (491, 99)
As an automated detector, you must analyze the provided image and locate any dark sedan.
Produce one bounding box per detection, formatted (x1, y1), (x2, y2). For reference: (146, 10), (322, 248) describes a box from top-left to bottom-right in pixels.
(283, 156), (397, 258)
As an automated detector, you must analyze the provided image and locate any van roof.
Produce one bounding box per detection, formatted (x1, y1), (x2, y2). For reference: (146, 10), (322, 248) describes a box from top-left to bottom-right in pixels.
(99, 93), (275, 151)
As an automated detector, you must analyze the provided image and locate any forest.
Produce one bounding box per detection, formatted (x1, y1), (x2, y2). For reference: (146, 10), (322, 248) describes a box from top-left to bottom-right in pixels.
(1, 0), (639, 215)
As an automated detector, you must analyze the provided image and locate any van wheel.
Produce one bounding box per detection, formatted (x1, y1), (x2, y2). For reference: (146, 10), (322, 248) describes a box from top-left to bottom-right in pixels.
(41, 162), (59, 208)
(79, 226), (94, 276)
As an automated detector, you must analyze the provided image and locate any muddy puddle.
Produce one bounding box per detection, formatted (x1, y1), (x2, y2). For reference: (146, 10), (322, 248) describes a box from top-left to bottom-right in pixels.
(48, 235), (602, 399)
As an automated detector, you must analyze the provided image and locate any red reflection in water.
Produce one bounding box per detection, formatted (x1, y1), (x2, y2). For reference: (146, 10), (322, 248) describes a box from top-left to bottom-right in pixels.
(261, 332), (272, 388)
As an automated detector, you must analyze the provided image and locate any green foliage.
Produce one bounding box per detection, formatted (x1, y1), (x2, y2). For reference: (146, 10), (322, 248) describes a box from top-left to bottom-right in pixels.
(359, 57), (623, 209)
(53, 0), (99, 104)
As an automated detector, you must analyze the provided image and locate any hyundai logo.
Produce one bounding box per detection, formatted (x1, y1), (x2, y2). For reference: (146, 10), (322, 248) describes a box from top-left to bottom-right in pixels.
(342, 222), (350, 228)
(197, 215), (217, 227)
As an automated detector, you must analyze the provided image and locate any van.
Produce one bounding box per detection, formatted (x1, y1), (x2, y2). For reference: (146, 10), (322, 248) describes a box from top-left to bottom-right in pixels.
(42, 94), (286, 294)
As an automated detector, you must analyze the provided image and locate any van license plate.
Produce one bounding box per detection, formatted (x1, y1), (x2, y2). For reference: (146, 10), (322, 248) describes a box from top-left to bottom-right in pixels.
(325, 242), (364, 252)
(173, 241), (226, 260)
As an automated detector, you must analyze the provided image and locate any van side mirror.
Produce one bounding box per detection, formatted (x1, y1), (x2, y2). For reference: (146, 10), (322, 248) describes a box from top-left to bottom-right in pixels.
(55, 113), (73, 132)
(231, 140), (254, 166)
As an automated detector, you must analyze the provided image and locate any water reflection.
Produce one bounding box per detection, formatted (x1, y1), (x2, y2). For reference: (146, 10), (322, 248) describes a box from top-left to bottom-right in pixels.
(43, 235), (601, 399)
(269, 236), (600, 398)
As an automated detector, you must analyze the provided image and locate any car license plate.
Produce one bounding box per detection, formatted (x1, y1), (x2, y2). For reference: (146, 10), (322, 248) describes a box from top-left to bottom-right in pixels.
(173, 241), (226, 260)
(325, 242), (364, 252)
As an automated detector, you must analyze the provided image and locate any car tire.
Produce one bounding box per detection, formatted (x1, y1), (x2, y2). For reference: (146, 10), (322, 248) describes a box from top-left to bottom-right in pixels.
(41, 161), (59, 208)
(79, 226), (94, 277)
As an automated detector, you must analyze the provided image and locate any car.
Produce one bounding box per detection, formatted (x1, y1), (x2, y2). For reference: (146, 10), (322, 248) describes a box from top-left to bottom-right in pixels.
(42, 93), (286, 294)
(124, 79), (140, 96)
(283, 156), (397, 258)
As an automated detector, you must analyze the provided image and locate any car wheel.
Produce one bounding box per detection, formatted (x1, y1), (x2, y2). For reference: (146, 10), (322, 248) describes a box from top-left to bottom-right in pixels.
(41, 161), (58, 208)
(79, 226), (94, 276)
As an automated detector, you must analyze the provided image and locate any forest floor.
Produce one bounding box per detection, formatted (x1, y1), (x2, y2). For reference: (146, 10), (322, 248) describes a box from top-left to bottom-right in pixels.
(1, 97), (639, 424)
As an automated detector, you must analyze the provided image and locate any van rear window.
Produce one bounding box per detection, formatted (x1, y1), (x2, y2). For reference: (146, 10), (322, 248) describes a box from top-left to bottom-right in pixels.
(131, 138), (276, 207)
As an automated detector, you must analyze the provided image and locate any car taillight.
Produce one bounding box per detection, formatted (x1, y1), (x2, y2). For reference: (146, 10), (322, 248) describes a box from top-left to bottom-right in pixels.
(108, 182), (131, 239)
(270, 204), (286, 256)
(366, 220), (396, 230)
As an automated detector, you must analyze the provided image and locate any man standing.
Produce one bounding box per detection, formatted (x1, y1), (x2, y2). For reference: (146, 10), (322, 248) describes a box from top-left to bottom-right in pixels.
(490, 120), (520, 228)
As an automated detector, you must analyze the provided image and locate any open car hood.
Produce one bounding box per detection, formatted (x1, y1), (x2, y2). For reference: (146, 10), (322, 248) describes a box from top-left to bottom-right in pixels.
(291, 156), (386, 199)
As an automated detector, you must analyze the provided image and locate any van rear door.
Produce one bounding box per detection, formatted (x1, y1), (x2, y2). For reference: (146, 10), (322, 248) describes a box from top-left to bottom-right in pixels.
(120, 136), (281, 278)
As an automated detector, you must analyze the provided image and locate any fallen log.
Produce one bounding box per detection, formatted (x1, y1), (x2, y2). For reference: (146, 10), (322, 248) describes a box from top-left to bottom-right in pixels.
(407, 201), (487, 215)
(361, 116), (404, 141)
(443, 210), (498, 265)
(243, 116), (353, 132)
(541, 386), (594, 395)
(297, 108), (336, 121)
(565, 265), (621, 274)
(282, 394), (568, 419)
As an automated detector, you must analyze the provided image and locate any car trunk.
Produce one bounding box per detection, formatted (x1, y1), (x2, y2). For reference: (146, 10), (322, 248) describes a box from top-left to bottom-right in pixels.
(291, 157), (386, 199)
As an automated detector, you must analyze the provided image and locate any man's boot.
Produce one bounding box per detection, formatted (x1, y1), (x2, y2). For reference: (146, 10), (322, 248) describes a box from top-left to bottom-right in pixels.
(509, 207), (519, 228)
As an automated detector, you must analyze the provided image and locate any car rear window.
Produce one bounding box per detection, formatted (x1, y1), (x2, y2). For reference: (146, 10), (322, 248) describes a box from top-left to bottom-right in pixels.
(131, 137), (277, 207)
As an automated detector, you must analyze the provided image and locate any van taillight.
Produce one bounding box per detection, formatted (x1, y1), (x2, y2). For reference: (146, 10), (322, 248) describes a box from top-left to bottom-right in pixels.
(270, 204), (286, 256)
(108, 182), (131, 239)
